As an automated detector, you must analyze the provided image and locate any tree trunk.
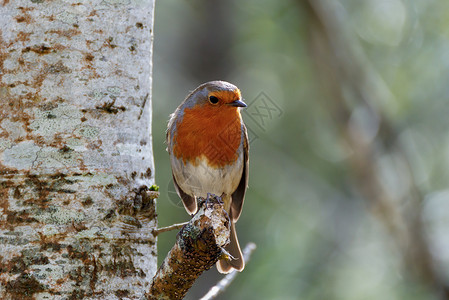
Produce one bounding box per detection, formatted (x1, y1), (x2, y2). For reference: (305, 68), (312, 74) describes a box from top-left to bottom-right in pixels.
(0, 1), (156, 299)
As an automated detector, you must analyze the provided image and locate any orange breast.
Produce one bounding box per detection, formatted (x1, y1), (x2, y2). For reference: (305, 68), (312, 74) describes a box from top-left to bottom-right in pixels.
(173, 105), (242, 168)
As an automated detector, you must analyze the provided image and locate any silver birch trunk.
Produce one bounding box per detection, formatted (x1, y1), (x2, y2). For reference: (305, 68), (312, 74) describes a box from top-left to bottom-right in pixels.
(0, 1), (156, 299)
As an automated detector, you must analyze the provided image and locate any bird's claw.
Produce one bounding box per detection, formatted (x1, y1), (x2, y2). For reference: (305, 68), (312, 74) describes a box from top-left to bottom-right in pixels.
(204, 193), (223, 207)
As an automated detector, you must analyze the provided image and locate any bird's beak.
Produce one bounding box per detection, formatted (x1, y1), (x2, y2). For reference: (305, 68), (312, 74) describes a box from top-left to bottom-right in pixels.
(228, 99), (247, 108)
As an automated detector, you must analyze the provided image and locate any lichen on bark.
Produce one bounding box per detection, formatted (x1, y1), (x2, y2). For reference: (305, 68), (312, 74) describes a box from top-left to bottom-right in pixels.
(0, 0), (156, 298)
(147, 196), (231, 300)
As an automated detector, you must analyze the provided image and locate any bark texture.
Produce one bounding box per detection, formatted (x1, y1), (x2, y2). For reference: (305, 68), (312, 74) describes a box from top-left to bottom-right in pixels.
(0, 0), (156, 299)
(147, 196), (231, 300)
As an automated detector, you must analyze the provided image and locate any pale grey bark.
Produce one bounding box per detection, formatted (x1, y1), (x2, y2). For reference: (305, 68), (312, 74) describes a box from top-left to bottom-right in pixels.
(0, 0), (156, 299)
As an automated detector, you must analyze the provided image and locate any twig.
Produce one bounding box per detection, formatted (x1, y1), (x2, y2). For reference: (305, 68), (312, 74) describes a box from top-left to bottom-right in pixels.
(146, 195), (230, 300)
(152, 222), (188, 236)
(200, 242), (257, 300)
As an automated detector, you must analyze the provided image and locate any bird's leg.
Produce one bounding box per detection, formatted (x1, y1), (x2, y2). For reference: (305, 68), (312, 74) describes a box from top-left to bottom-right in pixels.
(216, 193), (229, 221)
(204, 192), (220, 208)
(217, 193), (225, 205)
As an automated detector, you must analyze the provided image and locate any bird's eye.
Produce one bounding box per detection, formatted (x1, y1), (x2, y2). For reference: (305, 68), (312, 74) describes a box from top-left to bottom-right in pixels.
(209, 96), (219, 104)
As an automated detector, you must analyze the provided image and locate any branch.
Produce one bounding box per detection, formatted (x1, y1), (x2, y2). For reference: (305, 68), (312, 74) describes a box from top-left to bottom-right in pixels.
(200, 242), (257, 300)
(146, 195), (230, 300)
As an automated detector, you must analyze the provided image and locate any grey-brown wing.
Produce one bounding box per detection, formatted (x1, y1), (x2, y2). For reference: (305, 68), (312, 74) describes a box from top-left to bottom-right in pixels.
(172, 174), (197, 215)
(230, 124), (249, 222)
(167, 115), (197, 215)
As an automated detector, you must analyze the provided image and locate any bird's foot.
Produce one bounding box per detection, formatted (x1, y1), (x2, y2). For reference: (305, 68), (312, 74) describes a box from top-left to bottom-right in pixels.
(204, 193), (223, 207)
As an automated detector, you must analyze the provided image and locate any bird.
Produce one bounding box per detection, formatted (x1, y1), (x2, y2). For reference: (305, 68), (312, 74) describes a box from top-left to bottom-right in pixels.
(166, 80), (249, 273)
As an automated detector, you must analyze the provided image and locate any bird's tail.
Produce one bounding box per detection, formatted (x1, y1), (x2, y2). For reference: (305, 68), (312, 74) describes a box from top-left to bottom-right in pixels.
(216, 221), (244, 274)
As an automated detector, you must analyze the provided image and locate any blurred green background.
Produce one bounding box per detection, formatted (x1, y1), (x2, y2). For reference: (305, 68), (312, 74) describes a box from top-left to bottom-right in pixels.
(152, 0), (449, 299)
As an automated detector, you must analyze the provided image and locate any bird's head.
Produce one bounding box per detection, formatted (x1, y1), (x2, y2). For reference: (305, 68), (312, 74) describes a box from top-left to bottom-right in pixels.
(184, 81), (247, 110)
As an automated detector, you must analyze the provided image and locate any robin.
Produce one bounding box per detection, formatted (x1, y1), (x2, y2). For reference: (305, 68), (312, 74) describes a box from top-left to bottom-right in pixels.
(166, 80), (249, 273)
